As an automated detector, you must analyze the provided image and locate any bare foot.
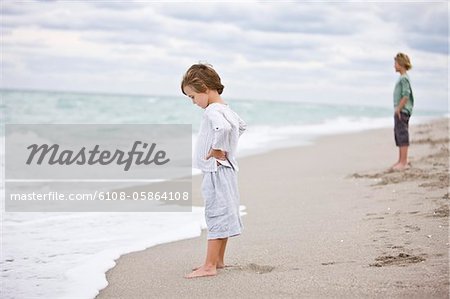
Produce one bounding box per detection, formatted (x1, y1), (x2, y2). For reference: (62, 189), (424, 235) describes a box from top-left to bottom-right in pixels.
(392, 163), (410, 171)
(192, 263), (230, 271)
(185, 265), (217, 279)
(390, 162), (400, 170)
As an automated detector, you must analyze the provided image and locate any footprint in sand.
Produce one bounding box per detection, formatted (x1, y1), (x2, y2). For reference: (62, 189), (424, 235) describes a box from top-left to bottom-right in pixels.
(369, 252), (426, 267)
(387, 245), (404, 249)
(365, 213), (377, 216)
(431, 205), (449, 218)
(404, 225), (421, 232)
(235, 263), (275, 274)
(321, 261), (356, 266)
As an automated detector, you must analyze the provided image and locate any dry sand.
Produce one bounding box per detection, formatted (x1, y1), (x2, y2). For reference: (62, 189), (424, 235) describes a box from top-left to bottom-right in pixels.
(96, 118), (449, 298)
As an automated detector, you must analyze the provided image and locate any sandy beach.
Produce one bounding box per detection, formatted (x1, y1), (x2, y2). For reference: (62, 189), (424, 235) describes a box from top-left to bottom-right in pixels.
(96, 118), (449, 298)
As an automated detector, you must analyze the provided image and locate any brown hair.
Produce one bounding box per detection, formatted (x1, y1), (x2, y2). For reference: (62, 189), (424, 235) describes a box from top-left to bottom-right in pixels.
(395, 53), (412, 70)
(181, 63), (224, 95)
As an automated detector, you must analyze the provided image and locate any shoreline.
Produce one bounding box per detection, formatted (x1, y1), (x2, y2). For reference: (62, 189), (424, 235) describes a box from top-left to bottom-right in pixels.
(96, 118), (448, 298)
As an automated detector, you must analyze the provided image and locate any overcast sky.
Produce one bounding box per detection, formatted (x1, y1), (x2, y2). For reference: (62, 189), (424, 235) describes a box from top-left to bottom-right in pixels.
(1, 1), (448, 109)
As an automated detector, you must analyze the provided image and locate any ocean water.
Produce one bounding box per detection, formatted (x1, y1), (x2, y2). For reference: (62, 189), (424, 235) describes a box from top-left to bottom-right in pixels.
(0, 89), (444, 299)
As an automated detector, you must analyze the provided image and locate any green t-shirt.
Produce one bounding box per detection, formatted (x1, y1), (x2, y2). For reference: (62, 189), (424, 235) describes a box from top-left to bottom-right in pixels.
(393, 74), (414, 115)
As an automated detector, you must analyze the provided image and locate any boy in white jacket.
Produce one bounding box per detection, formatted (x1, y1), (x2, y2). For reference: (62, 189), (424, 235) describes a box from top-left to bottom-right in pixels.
(181, 63), (246, 278)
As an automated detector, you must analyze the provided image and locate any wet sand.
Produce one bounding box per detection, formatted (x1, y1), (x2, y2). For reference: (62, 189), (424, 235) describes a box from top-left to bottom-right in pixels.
(96, 118), (449, 298)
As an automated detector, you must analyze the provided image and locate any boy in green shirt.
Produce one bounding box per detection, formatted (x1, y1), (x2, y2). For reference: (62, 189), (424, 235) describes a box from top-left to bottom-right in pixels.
(392, 52), (414, 171)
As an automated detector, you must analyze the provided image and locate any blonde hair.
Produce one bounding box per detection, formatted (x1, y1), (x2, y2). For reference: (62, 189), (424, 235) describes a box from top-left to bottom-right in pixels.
(181, 63), (224, 95)
(395, 52), (412, 70)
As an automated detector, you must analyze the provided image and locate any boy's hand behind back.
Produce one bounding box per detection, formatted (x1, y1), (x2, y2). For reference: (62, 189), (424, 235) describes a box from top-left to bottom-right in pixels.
(206, 149), (227, 161)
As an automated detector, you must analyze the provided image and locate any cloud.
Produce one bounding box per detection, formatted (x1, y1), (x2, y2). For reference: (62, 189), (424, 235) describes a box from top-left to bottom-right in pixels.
(1, 2), (448, 110)
(377, 2), (448, 54)
(154, 2), (369, 35)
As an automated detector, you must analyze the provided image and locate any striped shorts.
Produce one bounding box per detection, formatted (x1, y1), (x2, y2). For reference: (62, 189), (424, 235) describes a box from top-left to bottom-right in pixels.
(201, 165), (243, 240)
